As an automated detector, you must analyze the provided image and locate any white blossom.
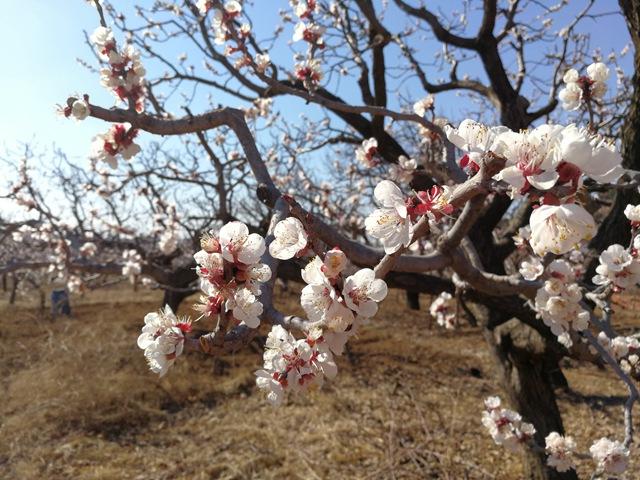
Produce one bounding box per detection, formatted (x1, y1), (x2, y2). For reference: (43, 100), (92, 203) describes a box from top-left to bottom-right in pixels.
(79, 242), (97, 257)
(592, 244), (640, 290)
(137, 305), (191, 377)
(71, 99), (90, 121)
(534, 260), (589, 348)
(519, 256), (544, 280)
(355, 137), (378, 168)
(494, 124), (563, 192)
(196, 0), (213, 15)
(343, 268), (388, 317)
(365, 180), (413, 254)
(158, 229), (178, 255)
(219, 221), (266, 265)
(268, 217), (308, 260)
(559, 62), (609, 111)
(545, 432), (576, 472)
(429, 292), (456, 329)
(558, 70), (582, 110)
(226, 287), (263, 328)
(300, 283), (335, 322)
(122, 249), (142, 283)
(255, 325), (337, 406)
(413, 95), (434, 116)
(322, 248), (347, 279)
(624, 204), (640, 225)
(301, 256), (331, 286)
(482, 396), (536, 451)
(589, 437), (629, 475)
(556, 125), (622, 185)
(529, 204), (596, 256)
(255, 53), (271, 73)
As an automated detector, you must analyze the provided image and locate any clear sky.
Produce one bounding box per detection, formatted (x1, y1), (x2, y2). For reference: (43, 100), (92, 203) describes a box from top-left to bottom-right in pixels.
(0, 1), (633, 164)
(0, 1), (114, 161)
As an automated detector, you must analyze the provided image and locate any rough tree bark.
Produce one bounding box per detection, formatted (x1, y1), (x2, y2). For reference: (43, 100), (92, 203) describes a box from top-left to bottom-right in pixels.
(487, 318), (574, 480)
(590, 0), (640, 252)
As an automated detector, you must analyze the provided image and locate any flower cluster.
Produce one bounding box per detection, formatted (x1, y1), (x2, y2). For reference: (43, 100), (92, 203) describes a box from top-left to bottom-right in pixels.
(290, 0), (323, 90)
(255, 246), (388, 405)
(202, 1), (255, 70)
(255, 325), (336, 406)
(66, 275), (83, 294)
(355, 138), (379, 168)
(208, 1), (242, 44)
(291, 0), (323, 47)
(592, 243), (640, 291)
(429, 292), (456, 329)
(294, 58), (323, 91)
(589, 437), (629, 475)
(122, 249), (143, 284)
(365, 180), (453, 254)
(413, 95), (435, 117)
(545, 432), (577, 473)
(193, 221), (270, 328)
(597, 332), (640, 376)
(534, 260), (589, 348)
(90, 123), (141, 169)
(292, 21), (325, 48)
(90, 26), (146, 112)
(487, 123), (621, 196)
(559, 62), (609, 111)
(481, 396), (536, 451)
(625, 204), (640, 227)
(290, 0), (319, 19)
(137, 305), (192, 376)
(445, 111), (623, 258)
(300, 249), (387, 330)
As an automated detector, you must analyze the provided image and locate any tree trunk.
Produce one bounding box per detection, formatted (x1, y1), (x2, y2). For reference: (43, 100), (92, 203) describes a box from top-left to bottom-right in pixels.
(9, 274), (18, 305)
(590, 0), (640, 253)
(405, 291), (420, 310)
(487, 319), (577, 480)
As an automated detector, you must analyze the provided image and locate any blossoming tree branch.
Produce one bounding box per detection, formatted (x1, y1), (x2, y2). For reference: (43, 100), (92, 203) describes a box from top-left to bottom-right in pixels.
(2, 0), (638, 478)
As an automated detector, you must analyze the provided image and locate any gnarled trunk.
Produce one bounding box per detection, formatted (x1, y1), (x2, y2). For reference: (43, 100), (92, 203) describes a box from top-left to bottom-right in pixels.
(486, 319), (577, 480)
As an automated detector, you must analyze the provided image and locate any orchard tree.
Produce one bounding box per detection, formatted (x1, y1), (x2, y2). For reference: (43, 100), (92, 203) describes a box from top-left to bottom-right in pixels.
(3, 0), (640, 478)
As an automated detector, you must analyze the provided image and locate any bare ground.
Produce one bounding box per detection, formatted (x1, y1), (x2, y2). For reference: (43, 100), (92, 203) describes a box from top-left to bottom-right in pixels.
(0, 286), (638, 479)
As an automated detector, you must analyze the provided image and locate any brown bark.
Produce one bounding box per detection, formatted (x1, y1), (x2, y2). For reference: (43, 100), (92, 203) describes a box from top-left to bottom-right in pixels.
(9, 274), (18, 305)
(487, 319), (577, 480)
(590, 0), (640, 253)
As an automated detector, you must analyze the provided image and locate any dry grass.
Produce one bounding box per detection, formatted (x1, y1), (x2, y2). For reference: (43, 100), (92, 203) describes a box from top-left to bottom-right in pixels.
(0, 285), (638, 479)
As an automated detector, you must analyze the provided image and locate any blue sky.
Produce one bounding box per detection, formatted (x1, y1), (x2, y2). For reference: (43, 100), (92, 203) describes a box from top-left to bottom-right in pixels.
(0, 1), (633, 164)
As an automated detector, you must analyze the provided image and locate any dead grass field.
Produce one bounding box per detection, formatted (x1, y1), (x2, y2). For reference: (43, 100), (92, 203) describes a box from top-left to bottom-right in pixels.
(0, 285), (638, 479)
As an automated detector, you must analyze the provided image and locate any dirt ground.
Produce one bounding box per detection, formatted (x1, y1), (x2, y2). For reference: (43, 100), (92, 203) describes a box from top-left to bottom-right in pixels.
(0, 285), (637, 479)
